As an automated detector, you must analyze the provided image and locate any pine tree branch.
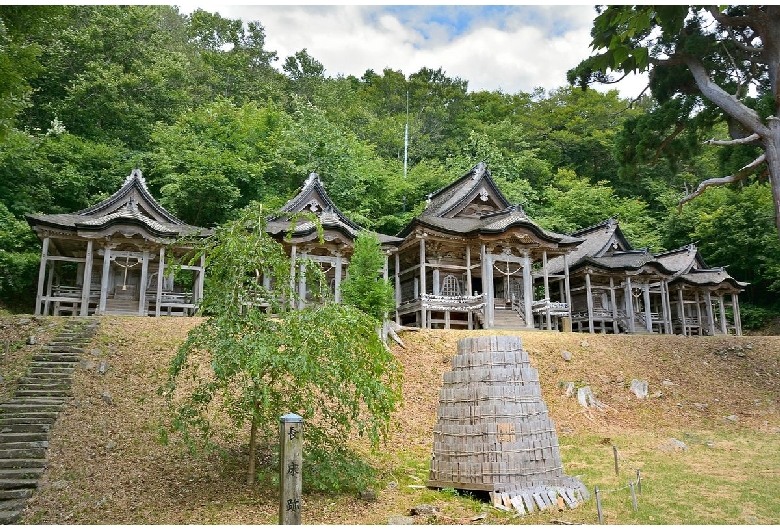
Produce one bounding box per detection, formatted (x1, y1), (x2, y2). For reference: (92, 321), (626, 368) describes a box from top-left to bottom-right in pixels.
(678, 153), (766, 211)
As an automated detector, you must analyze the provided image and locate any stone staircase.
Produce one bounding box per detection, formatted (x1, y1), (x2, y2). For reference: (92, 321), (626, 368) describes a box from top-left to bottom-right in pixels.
(0, 318), (99, 524)
(491, 308), (529, 330)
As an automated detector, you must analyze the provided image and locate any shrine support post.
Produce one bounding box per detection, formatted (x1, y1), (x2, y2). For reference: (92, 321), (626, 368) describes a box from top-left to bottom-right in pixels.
(279, 413), (303, 525)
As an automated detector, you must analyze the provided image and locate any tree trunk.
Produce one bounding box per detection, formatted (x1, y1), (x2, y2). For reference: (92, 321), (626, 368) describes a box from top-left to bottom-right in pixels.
(247, 413), (258, 486)
(768, 117), (780, 240)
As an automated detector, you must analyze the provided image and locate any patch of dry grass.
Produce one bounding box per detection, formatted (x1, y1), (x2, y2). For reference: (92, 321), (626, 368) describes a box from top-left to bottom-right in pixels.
(13, 318), (780, 524)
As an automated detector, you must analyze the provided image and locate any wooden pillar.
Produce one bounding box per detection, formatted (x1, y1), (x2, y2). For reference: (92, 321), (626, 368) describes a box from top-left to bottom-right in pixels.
(563, 253), (572, 317)
(138, 249), (149, 316)
(466, 245), (472, 296)
(733, 294), (742, 336)
(660, 281), (671, 334)
(394, 253), (400, 324)
(79, 240), (94, 316)
(334, 252), (343, 303)
(678, 288), (687, 336)
(542, 250), (551, 330)
(289, 244), (297, 310)
(298, 251), (307, 310)
(694, 292), (703, 335)
(704, 291), (716, 335)
(485, 250), (494, 328)
(643, 283), (652, 332)
(99, 245), (112, 315)
(419, 239), (427, 329)
(44, 261), (54, 316)
(432, 268), (440, 296)
(155, 247), (165, 317)
(609, 277), (618, 334)
(625, 276), (635, 333)
(197, 253), (206, 307)
(523, 251), (533, 327)
(718, 295), (728, 335)
(585, 271), (594, 333)
(34, 237), (50, 316)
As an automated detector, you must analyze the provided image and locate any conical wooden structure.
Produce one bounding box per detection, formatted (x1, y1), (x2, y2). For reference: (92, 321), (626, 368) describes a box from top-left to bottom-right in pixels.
(428, 335), (587, 513)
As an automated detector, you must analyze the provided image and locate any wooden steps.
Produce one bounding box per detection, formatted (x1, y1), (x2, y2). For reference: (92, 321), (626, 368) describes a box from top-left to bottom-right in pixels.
(0, 318), (98, 524)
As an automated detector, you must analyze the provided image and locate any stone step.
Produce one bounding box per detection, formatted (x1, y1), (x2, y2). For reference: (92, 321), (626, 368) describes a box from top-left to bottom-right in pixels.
(0, 509), (22, 524)
(26, 366), (75, 375)
(0, 403), (65, 414)
(33, 353), (81, 362)
(0, 423), (51, 434)
(0, 487), (34, 500)
(0, 459), (47, 470)
(14, 382), (71, 391)
(0, 413), (58, 424)
(0, 478), (38, 491)
(0, 498), (29, 513)
(18, 375), (74, 384)
(0, 441), (49, 451)
(13, 390), (71, 399)
(40, 345), (84, 354)
(0, 468), (44, 480)
(0, 432), (48, 443)
(0, 448), (46, 460)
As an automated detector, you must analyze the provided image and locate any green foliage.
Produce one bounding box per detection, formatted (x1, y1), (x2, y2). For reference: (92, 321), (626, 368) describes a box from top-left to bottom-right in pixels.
(162, 206), (402, 492)
(0, 202), (39, 307)
(738, 303), (779, 331)
(536, 170), (662, 250)
(339, 232), (395, 321)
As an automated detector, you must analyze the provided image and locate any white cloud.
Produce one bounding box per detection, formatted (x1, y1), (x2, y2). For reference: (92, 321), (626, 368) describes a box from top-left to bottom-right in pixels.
(177, 4), (648, 98)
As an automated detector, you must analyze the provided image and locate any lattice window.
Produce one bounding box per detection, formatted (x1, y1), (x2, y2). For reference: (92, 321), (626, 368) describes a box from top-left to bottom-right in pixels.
(441, 274), (461, 297)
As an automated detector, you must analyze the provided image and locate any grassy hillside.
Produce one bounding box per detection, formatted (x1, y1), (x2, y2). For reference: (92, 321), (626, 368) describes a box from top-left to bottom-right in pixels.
(7, 317), (779, 524)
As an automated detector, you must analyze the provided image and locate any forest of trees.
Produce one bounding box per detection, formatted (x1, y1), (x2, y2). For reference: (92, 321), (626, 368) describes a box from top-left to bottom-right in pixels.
(1, 5), (779, 324)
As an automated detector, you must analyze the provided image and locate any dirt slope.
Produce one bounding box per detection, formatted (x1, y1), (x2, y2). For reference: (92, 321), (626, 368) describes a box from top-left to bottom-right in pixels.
(6, 317), (779, 524)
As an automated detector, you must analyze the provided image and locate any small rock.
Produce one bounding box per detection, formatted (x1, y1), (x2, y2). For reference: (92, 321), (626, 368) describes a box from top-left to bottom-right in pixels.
(706, 441), (716, 447)
(577, 386), (600, 408)
(101, 391), (113, 405)
(629, 379), (649, 399)
(105, 440), (117, 451)
(387, 516), (415, 525)
(26, 335), (36, 345)
(659, 438), (687, 451)
(410, 504), (440, 517)
(725, 414), (739, 422)
(17, 318), (31, 326)
(662, 380), (676, 387)
(693, 402), (707, 409)
(561, 350), (572, 362)
(386, 481), (398, 490)
(745, 343), (753, 350)
(79, 360), (97, 371)
(97, 360), (109, 375)
(550, 365), (558, 373)
(90, 348), (103, 356)
(563, 382), (575, 398)
(51, 480), (69, 490)
(359, 489), (377, 502)
(580, 340), (590, 348)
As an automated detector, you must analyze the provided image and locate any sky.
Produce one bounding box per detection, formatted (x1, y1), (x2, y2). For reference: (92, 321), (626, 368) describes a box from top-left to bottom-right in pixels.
(175, 4), (649, 99)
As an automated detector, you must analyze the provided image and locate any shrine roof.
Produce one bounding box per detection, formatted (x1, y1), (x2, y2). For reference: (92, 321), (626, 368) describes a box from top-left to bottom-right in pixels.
(422, 161), (510, 217)
(546, 218), (630, 274)
(25, 169), (209, 238)
(403, 205), (582, 246)
(671, 268), (748, 290)
(653, 244), (709, 274)
(267, 173), (402, 246)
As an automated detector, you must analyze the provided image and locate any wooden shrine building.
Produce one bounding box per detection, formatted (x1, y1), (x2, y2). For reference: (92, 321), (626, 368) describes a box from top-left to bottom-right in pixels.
(393, 162), (582, 330)
(264, 173), (401, 307)
(25, 169), (210, 317)
(545, 218), (746, 335)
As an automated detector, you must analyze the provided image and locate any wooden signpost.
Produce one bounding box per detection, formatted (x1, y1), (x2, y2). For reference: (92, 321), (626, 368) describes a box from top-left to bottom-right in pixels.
(279, 413), (303, 525)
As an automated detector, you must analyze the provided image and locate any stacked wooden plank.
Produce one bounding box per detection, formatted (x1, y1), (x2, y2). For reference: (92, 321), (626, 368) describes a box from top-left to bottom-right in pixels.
(428, 335), (587, 513)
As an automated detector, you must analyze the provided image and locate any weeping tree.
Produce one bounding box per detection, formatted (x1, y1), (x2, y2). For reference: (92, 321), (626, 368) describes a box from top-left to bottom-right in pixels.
(161, 204), (402, 491)
(569, 6), (780, 239)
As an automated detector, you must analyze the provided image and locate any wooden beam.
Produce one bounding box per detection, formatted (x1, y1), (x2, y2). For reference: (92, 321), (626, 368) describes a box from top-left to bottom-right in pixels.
(34, 237), (49, 316)
(99, 245), (112, 315)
